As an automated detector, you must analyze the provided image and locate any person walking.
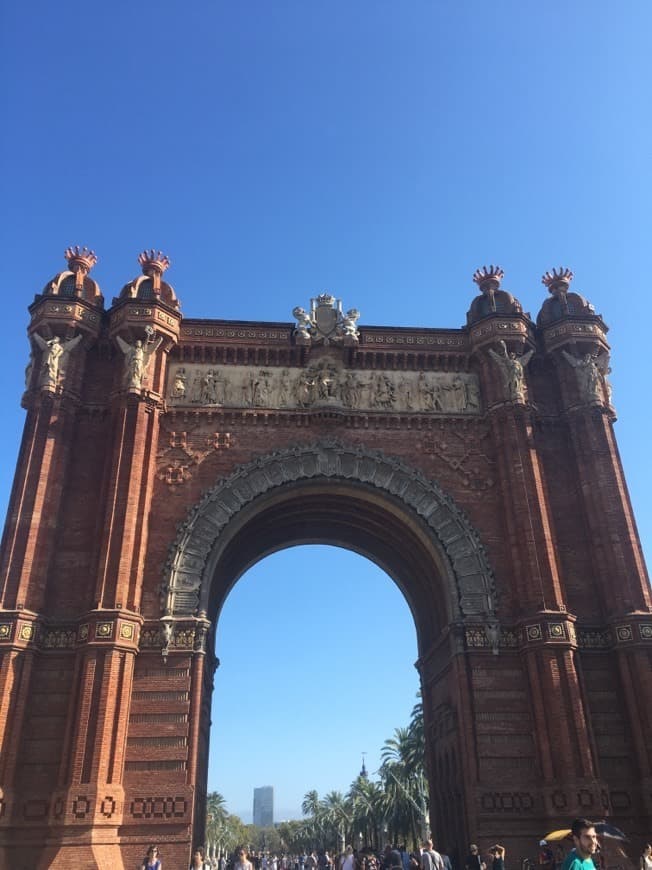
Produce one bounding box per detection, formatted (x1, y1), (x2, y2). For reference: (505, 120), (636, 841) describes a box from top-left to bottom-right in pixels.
(141, 845), (162, 870)
(191, 848), (212, 869)
(235, 848), (254, 870)
(640, 844), (652, 870)
(560, 819), (598, 870)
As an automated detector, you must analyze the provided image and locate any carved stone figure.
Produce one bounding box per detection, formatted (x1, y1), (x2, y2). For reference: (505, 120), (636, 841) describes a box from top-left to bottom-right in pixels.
(257, 372), (272, 406)
(199, 370), (215, 404)
(372, 373), (395, 409)
(292, 296), (362, 345)
(465, 380), (481, 410)
(277, 370), (291, 407)
(32, 332), (82, 389)
(485, 620), (500, 656)
(342, 308), (361, 342)
(292, 306), (312, 342)
(340, 372), (361, 408)
(488, 340), (534, 402)
(416, 372), (429, 411)
(116, 333), (163, 389)
(398, 376), (413, 411)
(450, 376), (467, 412)
(293, 371), (313, 407)
(171, 368), (187, 399)
(214, 370), (229, 405)
(562, 349), (608, 404)
(315, 363), (338, 400)
(24, 352), (34, 390)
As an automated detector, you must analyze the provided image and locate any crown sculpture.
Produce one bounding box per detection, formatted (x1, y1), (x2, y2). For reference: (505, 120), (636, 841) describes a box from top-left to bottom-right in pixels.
(64, 246), (98, 289)
(472, 265), (504, 295)
(541, 267), (574, 297)
(138, 250), (171, 292)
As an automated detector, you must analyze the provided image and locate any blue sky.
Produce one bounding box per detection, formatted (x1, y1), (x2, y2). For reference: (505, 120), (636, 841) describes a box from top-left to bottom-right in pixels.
(2, 1), (652, 820)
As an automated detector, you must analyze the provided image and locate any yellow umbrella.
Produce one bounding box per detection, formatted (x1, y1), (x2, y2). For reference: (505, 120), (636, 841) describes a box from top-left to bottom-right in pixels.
(543, 830), (571, 842)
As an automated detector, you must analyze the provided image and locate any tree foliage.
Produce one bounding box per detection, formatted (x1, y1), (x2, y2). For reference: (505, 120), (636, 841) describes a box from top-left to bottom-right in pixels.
(207, 694), (427, 854)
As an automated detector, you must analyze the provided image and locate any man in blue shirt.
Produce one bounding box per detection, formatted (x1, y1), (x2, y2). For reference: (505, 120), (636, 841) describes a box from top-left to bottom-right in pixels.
(561, 819), (598, 870)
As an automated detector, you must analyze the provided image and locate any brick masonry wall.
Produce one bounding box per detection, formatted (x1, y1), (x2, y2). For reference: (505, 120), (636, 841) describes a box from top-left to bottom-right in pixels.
(1, 301), (651, 868)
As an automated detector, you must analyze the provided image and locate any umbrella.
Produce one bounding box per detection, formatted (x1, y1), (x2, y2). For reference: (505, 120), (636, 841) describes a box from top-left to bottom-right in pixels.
(595, 824), (627, 841)
(543, 831), (571, 842)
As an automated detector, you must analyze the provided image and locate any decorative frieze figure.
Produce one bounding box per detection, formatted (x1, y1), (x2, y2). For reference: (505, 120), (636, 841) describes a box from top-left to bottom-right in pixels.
(32, 332), (82, 389)
(488, 340), (534, 402)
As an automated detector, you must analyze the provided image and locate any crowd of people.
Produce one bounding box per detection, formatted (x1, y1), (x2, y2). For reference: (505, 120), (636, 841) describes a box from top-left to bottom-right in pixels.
(139, 820), (651, 870)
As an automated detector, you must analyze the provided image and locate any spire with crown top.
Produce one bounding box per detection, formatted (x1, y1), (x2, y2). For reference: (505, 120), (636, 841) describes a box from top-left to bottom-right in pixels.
(138, 249), (171, 293)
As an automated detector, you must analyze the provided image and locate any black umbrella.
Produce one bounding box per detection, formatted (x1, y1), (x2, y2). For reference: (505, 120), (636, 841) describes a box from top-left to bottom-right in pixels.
(595, 823), (627, 841)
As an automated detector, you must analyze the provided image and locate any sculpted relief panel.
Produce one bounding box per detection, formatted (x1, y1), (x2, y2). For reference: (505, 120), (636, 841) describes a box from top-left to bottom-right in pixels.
(166, 362), (482, 415)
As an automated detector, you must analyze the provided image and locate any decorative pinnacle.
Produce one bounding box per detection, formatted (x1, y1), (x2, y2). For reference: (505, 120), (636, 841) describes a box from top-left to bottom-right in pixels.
(138, 249), (171, 277)
(542, 267), (574, 296)
(473, 265), (504, 295)
(64, 245), (97, 274)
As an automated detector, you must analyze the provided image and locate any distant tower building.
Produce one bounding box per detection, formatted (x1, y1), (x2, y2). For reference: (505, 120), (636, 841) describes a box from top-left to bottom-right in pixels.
(253, 786), (274, 826)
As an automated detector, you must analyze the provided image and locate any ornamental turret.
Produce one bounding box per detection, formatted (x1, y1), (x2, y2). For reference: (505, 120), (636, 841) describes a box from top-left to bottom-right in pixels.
(25, 246), (104, 398)
(108, 250), (181, 397)
(466, 266), (536, 407)
(536, 267), (611, 412)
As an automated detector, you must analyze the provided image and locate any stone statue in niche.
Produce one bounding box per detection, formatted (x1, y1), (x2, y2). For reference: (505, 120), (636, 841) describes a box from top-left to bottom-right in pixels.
(32, 332), (83, 389)
(116, 331), (162, 390)
(488, 340), (534, 402)
(562, 349), (609, 404)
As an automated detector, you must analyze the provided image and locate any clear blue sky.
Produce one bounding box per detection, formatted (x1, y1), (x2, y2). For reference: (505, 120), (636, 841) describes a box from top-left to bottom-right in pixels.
(2, 1), (652, 820)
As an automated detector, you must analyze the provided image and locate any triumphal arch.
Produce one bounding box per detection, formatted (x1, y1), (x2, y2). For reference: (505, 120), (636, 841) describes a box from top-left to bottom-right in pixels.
(0, 249), (650, 868)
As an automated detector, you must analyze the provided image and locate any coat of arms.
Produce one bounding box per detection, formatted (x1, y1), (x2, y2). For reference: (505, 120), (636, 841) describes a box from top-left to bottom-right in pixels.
(292, 294), (360, 346)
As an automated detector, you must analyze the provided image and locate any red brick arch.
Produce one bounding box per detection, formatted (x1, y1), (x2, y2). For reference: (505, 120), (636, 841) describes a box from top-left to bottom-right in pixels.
(2, 275), (651, 868)
(163, 441), (499, 635)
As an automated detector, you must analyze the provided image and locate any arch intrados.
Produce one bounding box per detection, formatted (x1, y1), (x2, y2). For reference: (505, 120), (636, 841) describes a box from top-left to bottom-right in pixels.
(203, 479), (456, 644)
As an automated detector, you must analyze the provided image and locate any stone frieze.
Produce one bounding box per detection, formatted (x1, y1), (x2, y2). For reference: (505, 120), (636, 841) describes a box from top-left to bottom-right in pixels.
(166, 362), (481, 414)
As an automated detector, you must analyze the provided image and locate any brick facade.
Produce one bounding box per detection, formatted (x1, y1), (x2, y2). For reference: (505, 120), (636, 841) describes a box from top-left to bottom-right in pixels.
(0, 255), (650, 869)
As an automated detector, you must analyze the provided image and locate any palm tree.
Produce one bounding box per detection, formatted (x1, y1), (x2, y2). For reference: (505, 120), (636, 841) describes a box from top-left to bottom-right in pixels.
(323, 790), (353, 852)
(302, 789), (326, 849)
(206, 792), (229, 856)
(349, 776), (384, 849)
(302, 789), (321, 819)
(380, 718), (428, 847)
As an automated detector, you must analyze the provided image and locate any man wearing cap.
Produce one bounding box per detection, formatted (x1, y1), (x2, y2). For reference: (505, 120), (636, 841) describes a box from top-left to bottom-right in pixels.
(561, 819), (598, 870)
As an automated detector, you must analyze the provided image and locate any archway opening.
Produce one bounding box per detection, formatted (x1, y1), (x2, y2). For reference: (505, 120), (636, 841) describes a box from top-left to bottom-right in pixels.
(208, 544), (424, 855)
(166, 444), (494, 860)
